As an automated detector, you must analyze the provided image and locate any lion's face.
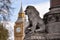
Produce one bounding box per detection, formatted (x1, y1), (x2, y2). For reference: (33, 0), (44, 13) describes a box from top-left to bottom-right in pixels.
(25, 8), (31, 15)
(25, 6), (35, 15)
(25, 6), (39, 17)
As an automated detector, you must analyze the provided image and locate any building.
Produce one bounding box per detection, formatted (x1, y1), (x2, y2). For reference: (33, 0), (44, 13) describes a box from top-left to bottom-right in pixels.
(14, 1), (25, 40)
(43, 0), (60, 40)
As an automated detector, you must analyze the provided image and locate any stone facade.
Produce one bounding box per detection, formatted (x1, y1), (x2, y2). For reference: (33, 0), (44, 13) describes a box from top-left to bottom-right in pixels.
(43, 12), (60, 40)
(50, 0), (60, 10)
(43, 0), (60, 40)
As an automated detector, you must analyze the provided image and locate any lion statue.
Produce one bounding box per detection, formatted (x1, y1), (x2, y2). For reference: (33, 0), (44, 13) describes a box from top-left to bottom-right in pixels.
(25, 6), (45, 34)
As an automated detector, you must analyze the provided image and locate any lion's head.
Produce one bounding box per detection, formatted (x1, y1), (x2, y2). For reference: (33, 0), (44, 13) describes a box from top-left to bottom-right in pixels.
(25, 6), (39, 16)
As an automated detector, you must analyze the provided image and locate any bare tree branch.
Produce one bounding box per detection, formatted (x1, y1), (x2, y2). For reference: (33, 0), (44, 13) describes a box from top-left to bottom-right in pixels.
(0, 0), (12, 21)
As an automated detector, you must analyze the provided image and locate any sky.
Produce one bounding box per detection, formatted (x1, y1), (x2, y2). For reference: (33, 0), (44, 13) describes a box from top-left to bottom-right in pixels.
(10, 0), (50, 22)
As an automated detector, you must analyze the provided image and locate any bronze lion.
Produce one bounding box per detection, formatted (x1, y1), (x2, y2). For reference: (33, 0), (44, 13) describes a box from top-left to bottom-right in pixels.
(25, 6), (45, 34)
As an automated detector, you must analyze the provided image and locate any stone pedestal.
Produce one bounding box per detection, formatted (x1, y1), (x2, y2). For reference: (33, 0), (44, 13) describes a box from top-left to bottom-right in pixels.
(50, 0), (60, 10)
(43, 11), (60, 40)
(24, 33), (46, 40)
(46, 33), (60, 40)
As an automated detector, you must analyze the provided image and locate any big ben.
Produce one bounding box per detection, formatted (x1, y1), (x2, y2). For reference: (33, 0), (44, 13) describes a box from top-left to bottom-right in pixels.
(14, 0), (25, 40)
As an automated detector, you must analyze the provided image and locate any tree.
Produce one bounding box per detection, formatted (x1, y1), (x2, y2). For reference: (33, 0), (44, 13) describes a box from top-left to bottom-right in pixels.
(0, 24), (8, 40)
(0, 0), (12, 40)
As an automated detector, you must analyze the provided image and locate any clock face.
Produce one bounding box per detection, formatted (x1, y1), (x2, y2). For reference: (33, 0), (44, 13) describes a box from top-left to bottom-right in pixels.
(16, 27), (21, 33)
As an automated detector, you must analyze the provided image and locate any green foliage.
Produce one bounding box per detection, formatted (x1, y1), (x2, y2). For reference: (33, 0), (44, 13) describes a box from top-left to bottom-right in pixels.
(0, 24), (8, 40)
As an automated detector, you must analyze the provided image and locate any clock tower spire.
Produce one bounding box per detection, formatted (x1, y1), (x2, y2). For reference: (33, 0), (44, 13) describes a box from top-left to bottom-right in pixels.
(14, 0), (25, 40)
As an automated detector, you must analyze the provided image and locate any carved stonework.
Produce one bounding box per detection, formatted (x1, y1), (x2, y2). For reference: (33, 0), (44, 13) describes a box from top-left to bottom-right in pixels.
(24, 33), (46, 40)
(43, 7), (60, 40)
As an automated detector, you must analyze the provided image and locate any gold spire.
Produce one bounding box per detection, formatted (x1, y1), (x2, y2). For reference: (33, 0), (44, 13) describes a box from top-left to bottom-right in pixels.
(19, 0), (23, 13)
(18, 0), (25, 18)
(16, 0), (25, 23)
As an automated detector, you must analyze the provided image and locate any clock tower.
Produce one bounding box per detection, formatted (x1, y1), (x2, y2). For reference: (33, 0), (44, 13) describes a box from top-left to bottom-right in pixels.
(14, 1), (25, 40)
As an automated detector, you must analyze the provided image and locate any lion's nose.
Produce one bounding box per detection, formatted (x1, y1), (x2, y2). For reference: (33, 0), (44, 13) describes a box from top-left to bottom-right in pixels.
(24, 10), (26, 12)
